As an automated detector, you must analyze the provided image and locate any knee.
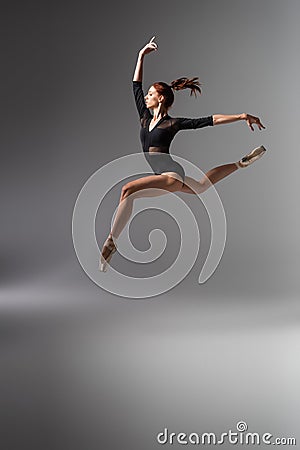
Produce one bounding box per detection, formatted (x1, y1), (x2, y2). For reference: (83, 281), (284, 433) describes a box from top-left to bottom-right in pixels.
(190, 180), (209, 195)
(198, 178), (212, 193)
(120, 183), (134, 200)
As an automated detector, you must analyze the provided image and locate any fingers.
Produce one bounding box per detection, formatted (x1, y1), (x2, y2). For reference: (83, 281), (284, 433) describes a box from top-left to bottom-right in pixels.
(247, 115), (266, 131)
(254, 119), (266, 130)
(246, 119), (254, 131)
(149, 43), (158, 51)
(140, 38), (158, 55)
(149, 36), (158, 50)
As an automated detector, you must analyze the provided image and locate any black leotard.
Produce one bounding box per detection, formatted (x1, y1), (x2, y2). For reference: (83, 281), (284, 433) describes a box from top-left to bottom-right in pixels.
(133, 81), (214, 182)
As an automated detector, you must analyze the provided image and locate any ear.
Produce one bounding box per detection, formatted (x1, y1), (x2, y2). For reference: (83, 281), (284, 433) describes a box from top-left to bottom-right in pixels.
(158, 95), (164, 104)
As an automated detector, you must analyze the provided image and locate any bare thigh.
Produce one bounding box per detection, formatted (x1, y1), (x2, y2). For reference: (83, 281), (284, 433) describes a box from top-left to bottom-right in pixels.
(122, 172), (184, 200)
(180, 175), (209, 194)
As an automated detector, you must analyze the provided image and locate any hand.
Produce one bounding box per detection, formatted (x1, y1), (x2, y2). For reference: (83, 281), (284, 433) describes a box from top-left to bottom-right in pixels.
(139, 36), (158, 56)
(245, 113), (266, 131)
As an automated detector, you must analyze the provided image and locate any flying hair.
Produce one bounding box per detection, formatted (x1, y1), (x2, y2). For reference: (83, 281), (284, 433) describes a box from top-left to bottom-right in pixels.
(152, 77), (202, 109)
(170, 77), (202, 97)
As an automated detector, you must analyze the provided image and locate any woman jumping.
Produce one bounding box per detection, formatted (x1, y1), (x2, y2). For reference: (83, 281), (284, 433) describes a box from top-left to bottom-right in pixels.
(99, 36), (266, 272)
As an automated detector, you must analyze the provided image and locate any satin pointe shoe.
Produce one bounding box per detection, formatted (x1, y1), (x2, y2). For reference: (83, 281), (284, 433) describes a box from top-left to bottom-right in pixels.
(238, 145), (267, 168)
(99, 235), (117, 272)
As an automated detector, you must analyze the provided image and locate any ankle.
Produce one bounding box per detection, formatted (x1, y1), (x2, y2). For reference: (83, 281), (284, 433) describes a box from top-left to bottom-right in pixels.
(108, 232), (117, 242)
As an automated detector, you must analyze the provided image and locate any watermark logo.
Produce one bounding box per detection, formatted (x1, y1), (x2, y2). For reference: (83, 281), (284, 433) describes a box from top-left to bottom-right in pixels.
(72, 152), (226, 298)
(156, 421), (296, 446)
(236, 421), (248, 432)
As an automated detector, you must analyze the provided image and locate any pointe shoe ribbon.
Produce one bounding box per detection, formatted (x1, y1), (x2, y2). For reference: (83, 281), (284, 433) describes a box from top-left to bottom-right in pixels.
(99, 236), (117, 272)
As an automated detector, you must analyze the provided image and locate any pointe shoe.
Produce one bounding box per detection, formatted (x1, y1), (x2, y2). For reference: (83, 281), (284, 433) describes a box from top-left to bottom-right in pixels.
(238, 145), (267, 168)
(99, 235), (117, 272)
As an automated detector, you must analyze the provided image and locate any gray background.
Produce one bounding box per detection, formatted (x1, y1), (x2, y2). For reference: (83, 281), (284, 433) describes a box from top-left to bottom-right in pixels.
(1, 0), (299, 449)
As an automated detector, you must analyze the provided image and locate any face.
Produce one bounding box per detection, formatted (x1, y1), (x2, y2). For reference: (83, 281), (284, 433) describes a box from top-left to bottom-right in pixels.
(144, 86), (164, 109)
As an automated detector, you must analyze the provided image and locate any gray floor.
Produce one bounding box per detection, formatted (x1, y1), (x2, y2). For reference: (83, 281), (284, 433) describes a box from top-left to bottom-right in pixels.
(1, 251), (299, 450)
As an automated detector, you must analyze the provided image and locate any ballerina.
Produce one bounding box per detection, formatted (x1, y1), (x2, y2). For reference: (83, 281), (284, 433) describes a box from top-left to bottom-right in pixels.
(100, 36), (266, 272)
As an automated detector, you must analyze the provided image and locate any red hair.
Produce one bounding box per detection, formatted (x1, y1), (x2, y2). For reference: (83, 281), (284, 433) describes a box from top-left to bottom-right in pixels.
(153, 77), (202, 108)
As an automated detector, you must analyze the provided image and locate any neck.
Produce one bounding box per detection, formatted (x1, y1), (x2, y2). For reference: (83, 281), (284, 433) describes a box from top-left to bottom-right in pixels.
(152, 105), (168, 120)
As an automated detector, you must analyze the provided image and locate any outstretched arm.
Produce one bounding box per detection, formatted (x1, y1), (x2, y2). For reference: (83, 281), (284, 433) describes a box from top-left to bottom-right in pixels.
(133, 36), (158, 82)
(213, 113), (265, 131)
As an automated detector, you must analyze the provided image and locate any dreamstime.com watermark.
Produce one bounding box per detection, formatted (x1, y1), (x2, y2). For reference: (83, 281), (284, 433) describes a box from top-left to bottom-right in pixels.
(72, 152), (227, 298)
(156, 421), (296, 446)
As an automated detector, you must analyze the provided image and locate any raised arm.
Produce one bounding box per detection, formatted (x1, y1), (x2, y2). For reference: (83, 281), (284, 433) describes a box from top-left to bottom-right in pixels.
(133, 36), (158, 82)
(213, 113), (265, 131)
(133, 53), (145, 83)
(132, 37), (158, 121)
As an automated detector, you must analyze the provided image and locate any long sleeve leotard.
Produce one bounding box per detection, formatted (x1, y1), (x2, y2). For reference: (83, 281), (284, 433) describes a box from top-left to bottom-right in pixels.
(133, 81), (214, 182)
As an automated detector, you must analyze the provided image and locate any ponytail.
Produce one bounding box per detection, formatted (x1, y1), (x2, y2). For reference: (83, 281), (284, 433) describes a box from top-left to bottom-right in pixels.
(152, 77), (202, 109)
(170, 77), (202, 97)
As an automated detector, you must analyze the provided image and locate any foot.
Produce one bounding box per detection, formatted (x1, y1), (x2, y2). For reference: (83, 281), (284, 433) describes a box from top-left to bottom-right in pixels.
(99, 234), (117, 272)
(237, 145), (267, 168)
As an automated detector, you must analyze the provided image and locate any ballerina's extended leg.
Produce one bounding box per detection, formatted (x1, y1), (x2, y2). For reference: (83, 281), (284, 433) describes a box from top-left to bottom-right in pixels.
(181, 145), (267, 194)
